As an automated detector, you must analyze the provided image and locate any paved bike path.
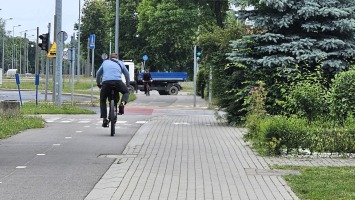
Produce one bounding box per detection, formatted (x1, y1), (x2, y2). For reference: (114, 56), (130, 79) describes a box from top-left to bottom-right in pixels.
(85, 112), (299, 200)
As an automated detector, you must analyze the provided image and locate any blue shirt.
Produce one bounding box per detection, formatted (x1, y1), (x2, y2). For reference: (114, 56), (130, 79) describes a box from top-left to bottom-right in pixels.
(96, 58), (130, 84)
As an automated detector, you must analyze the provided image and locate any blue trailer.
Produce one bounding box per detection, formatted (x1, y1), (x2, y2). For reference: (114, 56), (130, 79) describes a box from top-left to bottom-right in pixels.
(138, 72), (187, 95)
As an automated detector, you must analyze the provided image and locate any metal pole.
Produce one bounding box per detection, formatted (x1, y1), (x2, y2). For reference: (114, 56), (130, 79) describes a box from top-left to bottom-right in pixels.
(109, 27), (112, 54)
(45, 23), (51, 101)
(35, 27), (39, 74)
(55, 0), (63, 106)
(209, 65), (212, 104)
(77, 0), (81, 81)
(71, 34), (75, 105)
(115, 0), (119, 54)
(193, 45), (197, 107)
(12, 25), (21, 69)
(2, 18), (13, 72)
(90, 48), (94, 103)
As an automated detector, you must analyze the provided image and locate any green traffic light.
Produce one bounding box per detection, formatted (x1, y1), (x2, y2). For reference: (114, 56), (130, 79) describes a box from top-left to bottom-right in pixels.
(197, 52), (201, 57)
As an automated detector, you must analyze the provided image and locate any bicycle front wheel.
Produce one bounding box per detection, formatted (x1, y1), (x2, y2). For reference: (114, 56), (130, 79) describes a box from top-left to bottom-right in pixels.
(110, 100), (115, 136)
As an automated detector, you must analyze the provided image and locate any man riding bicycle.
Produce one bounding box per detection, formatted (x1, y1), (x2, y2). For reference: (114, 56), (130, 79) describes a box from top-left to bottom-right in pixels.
(142, 69), (153, 95)
(96, 53), (130, 127)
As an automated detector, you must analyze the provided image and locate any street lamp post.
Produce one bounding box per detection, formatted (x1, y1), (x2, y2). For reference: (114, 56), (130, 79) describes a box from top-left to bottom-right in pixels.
(19, 30), (28, 74)
(115, 0), (119, 54)
(1, 18), (13, 72)
(12, 24), (21, 69)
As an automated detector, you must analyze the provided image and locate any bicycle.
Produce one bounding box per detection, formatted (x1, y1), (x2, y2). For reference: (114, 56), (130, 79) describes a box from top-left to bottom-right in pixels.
(108, 86), (118, 136)
(143, 80), (152, 96)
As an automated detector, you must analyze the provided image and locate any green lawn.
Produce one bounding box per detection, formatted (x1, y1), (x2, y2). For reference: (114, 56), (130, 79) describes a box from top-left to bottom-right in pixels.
(273, 165), (355, 200)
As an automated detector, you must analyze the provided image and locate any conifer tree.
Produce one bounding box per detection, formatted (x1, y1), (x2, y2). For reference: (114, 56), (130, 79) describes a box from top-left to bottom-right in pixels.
(228, 0), (355, 83)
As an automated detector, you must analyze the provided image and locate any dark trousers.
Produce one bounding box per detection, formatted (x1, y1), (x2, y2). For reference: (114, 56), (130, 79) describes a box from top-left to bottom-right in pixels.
(100, 80), (130, 118)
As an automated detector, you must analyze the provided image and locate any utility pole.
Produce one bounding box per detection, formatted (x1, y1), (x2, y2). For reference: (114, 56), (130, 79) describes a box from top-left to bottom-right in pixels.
(55, 0), (63, 106)
(77, 0), (81, 81)
(115, 0), (119, 54)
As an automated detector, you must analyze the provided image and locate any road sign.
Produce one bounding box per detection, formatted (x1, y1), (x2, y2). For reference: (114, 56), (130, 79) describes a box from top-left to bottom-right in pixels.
(89, 34), (95, 49)
(143, 54), (148, 61)
(57, 31), (68, 42)
(47, 42), (57, 58)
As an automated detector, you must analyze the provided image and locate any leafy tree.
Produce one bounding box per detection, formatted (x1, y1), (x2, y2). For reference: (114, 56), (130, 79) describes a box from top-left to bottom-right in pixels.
(197, 16), (248, 123)
(80, 0), (111, 72)
(229, 0), (355, 85)
(193, 0), (230, 28)
(137, 0), (201, 71)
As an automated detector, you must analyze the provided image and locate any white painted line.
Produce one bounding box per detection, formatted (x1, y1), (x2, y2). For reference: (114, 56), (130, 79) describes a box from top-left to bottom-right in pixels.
(16, 166), (27, 169)
(46, 121), (54, 123)
(0, 182), (2, 184)
(172, 122), (190, 125)
(60, 121), (72, 123)
(76, 131), (83, 133)
(37, 154), (46, 156)
(136, 121), (148, 124)
(65, 137), (72, 139)
(53, 144), (61, 146)
(116, 121), (127, 124)
(78, 121), (90, 123)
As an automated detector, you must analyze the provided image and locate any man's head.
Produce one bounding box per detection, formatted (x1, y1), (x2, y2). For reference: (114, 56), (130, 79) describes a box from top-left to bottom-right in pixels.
(109, 53), (118, 59)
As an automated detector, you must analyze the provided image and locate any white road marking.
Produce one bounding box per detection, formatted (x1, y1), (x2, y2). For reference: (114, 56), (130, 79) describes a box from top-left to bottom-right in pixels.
(78, 121), (90, 123)
(136, 121), (148, 124)
(65, 137), (72, 139)
(53, 144), (61, 146)
(116, 121), (127, 124)
(37, 154), (46, 156)
(172, 122), (190, 125)
(16, 166), (26, 169)
(60, 121), (72, 123)
(76, 131), (83, 133)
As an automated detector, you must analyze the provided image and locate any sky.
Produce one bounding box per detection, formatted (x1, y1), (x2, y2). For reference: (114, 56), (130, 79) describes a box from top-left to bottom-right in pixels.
(1, 0), (82, 43)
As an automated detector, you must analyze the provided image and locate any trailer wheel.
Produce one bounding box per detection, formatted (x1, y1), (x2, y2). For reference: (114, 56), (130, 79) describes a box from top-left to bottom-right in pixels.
(168, 85), (179, 95)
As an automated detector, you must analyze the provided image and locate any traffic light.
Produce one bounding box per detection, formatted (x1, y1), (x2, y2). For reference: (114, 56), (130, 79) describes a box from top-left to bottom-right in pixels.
(38, 33), (49, 52)
(196, 46), (202, 58)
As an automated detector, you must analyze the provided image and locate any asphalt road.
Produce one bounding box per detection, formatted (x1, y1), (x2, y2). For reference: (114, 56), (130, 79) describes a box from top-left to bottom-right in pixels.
(0, 89), (95, 103)
(0, 90), (208, 200)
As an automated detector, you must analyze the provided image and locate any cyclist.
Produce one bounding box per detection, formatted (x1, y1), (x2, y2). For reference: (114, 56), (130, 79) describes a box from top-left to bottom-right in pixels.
(96, 53), (130, 127)
(142, 69), (153, 95)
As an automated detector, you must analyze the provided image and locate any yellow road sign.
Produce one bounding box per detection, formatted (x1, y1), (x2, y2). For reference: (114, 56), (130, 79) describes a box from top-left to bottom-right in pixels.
(47, 42), (56, 58)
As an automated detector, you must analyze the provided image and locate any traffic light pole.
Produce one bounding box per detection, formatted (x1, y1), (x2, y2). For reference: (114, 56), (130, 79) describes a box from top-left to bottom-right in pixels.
(45, 23), (51, 101)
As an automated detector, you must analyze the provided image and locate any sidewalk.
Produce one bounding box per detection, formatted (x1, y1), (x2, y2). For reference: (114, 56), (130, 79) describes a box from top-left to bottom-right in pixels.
(85, 97), (355, 200)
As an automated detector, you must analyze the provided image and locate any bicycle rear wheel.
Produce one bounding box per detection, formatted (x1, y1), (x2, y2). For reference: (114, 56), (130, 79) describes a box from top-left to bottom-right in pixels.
(110, 100), (115, 136)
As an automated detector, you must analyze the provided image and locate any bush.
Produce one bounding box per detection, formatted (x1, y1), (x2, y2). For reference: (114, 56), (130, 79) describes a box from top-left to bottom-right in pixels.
(245, 115), (355, 156)
(329, 70), (355, 125)
(284, 80), (328, 124)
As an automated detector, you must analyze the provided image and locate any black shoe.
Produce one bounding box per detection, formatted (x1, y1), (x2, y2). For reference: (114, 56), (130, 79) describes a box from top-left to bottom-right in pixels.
(102, 118), (109, 127)
(118, 103), (124, 115)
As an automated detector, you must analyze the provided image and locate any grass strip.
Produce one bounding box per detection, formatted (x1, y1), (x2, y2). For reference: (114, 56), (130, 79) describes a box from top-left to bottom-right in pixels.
(0, 115), (45, 139)
(273, 165), (355, 200)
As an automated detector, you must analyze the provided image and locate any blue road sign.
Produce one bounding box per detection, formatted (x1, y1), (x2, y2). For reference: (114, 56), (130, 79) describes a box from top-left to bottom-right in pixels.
(89, 34), (95, 49)
(143, 54), (148, 61)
